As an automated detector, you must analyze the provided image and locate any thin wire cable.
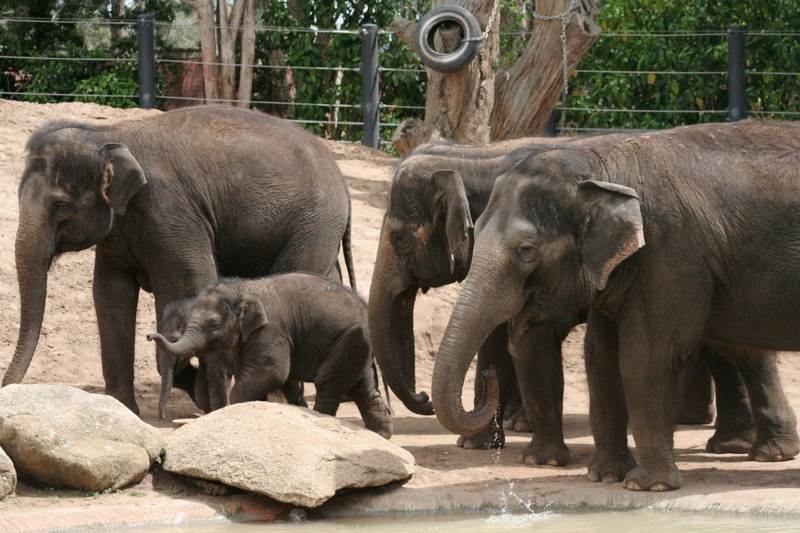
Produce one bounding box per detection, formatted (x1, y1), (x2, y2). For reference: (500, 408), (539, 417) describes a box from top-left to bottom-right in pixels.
(379, 67), (426, 73)
(0, 55), (135, 62)
(559, 107), (728, 114)
(158, 95), (360, 108)
(2, 91), (136, 99)
(575, 69), (726, 75)
(155, 58), (359, 71)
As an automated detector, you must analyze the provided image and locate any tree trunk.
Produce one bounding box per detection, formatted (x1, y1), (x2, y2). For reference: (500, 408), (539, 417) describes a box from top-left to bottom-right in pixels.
(237, 0), (256, 107)
(182, 0), (219, 104)
(491, 0), (601, 139)
(390, 0), (499, 153)
(390, 0), (601, 152)
(218, 0), (246, 103)
(184, 0), (256, 106)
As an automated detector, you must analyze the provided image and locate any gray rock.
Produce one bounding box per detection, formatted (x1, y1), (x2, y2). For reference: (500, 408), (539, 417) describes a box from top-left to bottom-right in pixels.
(0, 384), (164, 492)
(163, 402), (415, 507)
(0, 445), (15, 499)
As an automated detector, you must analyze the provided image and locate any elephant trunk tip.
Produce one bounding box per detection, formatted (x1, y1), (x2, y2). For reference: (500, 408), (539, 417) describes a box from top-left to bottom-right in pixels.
(480, 364), (500, 407)
(406, 392), (435, 416)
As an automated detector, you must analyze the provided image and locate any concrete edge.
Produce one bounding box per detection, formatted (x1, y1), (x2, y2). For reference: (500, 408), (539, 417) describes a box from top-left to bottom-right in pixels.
(3, 481), (800, 532)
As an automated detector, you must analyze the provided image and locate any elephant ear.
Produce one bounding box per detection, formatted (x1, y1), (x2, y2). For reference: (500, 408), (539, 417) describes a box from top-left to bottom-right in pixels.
(100, 143), (147, 216)
(578, 180), (645, 291)
(240, 293), (268, 343)
(432, 169), (473, 274)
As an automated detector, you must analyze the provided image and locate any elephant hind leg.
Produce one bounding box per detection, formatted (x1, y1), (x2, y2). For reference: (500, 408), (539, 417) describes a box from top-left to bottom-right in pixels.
(348, 362), (393, 439)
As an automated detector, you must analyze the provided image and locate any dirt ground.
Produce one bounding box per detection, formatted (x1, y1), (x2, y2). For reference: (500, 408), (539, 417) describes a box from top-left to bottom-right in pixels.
(0, 101), (799, 529)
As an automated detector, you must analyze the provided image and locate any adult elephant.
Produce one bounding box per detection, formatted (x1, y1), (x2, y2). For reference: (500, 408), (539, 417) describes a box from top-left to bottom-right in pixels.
(431, 121), (800, 490)
(369, 136), (586, 457)
(5, 106), (355, 415)
(370, 134), (771, 465)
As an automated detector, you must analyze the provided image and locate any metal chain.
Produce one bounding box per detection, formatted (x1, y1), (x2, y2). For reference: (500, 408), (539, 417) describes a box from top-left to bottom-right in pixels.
(465, 0), (501, 42)
(532, 0), (580, 129)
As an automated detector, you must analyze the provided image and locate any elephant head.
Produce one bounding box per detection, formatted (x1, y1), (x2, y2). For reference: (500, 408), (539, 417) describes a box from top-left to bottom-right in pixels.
(432, 149), (645, 436)
(368, 160), (475, 416)
(147, 282), (266, 417)
(5, 124), (146, 387)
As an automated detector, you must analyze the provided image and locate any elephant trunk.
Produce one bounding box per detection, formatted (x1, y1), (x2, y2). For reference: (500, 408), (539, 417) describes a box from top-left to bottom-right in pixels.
(147, 328), (206, 358)
(156, 348), (176, 419)
(368, 242), (434, 415)
(4, 215), (55, 386)
(432, 272), (505, 436)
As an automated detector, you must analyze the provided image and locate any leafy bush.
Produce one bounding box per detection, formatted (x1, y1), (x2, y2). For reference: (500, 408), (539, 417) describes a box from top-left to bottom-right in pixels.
(564, 0), (800, 130)
(0, 0), (178, 109)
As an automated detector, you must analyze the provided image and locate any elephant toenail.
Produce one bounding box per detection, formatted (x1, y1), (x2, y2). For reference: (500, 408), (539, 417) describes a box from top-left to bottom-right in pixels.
(651, 483), (670, 492)
(601, 473), (619, 483)
(625, 480), (642, 491)
(546, 458), (559, 466)
(588, 471), (600, 482)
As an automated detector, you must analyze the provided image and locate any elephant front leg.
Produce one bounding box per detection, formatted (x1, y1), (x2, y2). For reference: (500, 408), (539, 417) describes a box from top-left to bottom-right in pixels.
(585, 309), (636, 483)
(510, 320), (570, 467)
(94, 253), (140, 415)
(203, 351), (234, 412)
(457, 324), (514, 450)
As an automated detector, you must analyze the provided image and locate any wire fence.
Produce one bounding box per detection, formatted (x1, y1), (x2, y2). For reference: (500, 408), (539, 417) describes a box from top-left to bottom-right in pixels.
(1, 15), (798, 145)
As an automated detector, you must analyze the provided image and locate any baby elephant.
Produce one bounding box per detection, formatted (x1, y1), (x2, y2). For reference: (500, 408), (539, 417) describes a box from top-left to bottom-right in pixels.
(148, 273), (393, 438)
(155, 299), (306, 418)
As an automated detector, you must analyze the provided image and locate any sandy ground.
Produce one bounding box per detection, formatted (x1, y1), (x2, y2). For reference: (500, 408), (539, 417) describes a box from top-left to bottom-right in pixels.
(0, 101), (799, 529)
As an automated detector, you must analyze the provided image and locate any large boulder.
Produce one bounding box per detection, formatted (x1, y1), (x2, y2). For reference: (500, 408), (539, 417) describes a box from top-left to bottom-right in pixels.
(0, 384), (164, 492)
(163, 402), (415, 507)
(0, 445), (15, 499)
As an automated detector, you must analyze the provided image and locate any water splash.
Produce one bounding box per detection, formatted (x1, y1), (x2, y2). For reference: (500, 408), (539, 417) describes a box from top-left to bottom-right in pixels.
(488, 410), (553, 521)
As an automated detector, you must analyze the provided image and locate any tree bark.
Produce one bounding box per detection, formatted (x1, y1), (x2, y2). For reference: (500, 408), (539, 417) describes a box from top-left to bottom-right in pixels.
(218, 0), (246, 103)
(491, 0), (601, 139)
(390, 0), (601, 151)
(182, 0), (219, 104)
(391, 0), (499, 154)
(237, 0), (256, 107)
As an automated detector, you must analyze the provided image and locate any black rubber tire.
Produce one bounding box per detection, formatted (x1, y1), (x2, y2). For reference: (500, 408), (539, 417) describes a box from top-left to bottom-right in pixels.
(414, 5), (482, 74)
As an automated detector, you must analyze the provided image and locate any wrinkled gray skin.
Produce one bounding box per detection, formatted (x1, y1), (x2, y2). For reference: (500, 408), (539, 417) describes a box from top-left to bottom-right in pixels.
(149, 274), (393, 438)
(156, 299), (307, 418)
(6, 106), (356, 415)
(370, 136), (764, 466)
(432, 121), (800, 491)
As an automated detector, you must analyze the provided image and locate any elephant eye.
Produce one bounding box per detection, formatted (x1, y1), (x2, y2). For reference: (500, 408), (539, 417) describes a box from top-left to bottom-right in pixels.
(390, 230), (413, 251)
(516, 242), (540, 264)
(51, 201), (74, 219)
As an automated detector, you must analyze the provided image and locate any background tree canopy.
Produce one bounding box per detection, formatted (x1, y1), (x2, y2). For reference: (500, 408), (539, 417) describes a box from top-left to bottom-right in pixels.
(0, 0), (797, 134)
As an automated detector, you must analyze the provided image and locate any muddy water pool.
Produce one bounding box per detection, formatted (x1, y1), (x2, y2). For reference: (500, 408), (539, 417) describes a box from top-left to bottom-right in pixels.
(135, 510), (798, 532)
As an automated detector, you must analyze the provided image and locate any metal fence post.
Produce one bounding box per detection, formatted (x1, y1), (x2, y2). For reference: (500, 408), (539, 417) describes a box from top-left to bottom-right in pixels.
(360, 24), (379, 149)
(727, 24), (746, 122)
(137, 14), (156, 109)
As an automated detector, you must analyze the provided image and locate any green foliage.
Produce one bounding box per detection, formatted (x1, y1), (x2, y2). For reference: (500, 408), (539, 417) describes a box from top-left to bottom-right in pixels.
(562, 0), (800, 130)
(256, 1), (427, 144)
(0, 0), (179, 108)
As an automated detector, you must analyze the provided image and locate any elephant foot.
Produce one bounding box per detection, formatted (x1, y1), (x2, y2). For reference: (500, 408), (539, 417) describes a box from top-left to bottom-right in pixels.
(622, 464), (683, 492)
(502, 406), (532, 433)
(457, 422), (504, 450)
(518, 439), (570, 467)
(587, 448), (636, 484)
(705, 429), (755, 455)
(749, 435), (800, 462)
(107, 390), (140, 416)
(361, 393), (393, 440)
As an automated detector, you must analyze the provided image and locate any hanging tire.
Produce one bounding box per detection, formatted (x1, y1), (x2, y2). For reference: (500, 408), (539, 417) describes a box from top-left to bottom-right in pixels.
(414, 5), (482, 74)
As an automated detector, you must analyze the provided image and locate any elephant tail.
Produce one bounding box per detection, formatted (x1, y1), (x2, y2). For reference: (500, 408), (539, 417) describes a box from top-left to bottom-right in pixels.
(342, 207), (357, 291)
